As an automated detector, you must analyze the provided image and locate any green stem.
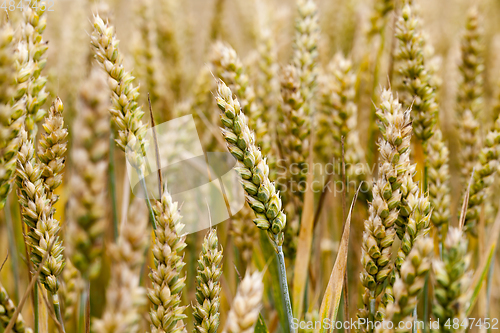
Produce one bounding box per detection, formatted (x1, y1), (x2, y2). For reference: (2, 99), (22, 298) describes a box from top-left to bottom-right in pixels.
(78, 282), (87, 333)
(51, 293), (66, 333)
(109, 133), (119, 241)
(486, 251), (495, 333)
(276, 246), (294, 333)
(139, 173), (157, 230)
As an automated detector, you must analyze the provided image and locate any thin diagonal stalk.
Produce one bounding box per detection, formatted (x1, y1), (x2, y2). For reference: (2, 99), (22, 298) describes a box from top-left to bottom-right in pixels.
(277, 246), (294, 333)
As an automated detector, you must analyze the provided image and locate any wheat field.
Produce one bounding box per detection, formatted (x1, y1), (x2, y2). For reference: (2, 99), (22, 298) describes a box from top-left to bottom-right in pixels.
(1, 0), (500, 332)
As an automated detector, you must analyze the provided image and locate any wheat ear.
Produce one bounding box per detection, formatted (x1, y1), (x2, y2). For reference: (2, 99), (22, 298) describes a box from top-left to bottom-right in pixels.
(293, 0), (320, 100)
(19, 0), (49, 138)
(193, 228), (223, 333)
(148, 190), (187, 332)
(60, 260), (81, 323)
(368, 0), (394, 37)
(432, 227), (472, 333)
(216, 79), (286, 248)
(224, 271), (264, 333)
(0, 283), (33, 333)
(426, 129), (451, 241)
(379, 237), (434, 333)
(463, 115), (500, 235)
(358, 89), (411, 327)
(90, 14), (147, 164)
(0, 18), (19, 210)
(394, 2), (438, 142)
(457, 7), (483, 183)
(67, 69), (110, 279)
(37, 97), (67, 206)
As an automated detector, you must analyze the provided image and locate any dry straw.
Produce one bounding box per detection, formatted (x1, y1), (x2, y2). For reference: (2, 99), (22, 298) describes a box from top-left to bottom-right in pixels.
(148, 191), (187, 332)
(0, 283), (32, 333)
(67, 69), (110, 279)
(94, 198), (149, 333)
(193, 228), (223, 333)
(358, 89), (411, 326)
(224, 271), (264, 333)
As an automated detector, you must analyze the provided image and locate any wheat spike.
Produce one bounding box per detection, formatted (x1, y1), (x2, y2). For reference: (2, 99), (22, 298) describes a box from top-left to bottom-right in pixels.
(358, 89), (412, 327)
(193, 228), (223, 333)
(0, 18), (19, 210)
(224, 271), (264, 333)
(90, 14), (148, 169)
(67, 69), (110, 279)
(16, 128), (65, 295)
(432, 228), (472, 333)
(215, 79), (286, 249)
(148, 191), (187, 332)
(0, 283), (33, 333)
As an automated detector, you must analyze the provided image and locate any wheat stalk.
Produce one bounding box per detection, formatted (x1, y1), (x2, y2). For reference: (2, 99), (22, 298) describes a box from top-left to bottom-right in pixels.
(148, 191), (187, 332)
(224, 271), (264, 333)
(193, 228), (223, 333)
(67, 69), (110, 279)
(358, 89), (412, 327)
(432, 227), (472, 333)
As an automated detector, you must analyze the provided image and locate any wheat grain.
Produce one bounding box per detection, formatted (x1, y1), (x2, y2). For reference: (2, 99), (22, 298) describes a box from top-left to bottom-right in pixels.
(61, 260), (82, 323)
(193, 228), (223, 333)
(224, 271), (264, 333)
(0, 283), (32, 333)
(148, 191), (187, 332)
